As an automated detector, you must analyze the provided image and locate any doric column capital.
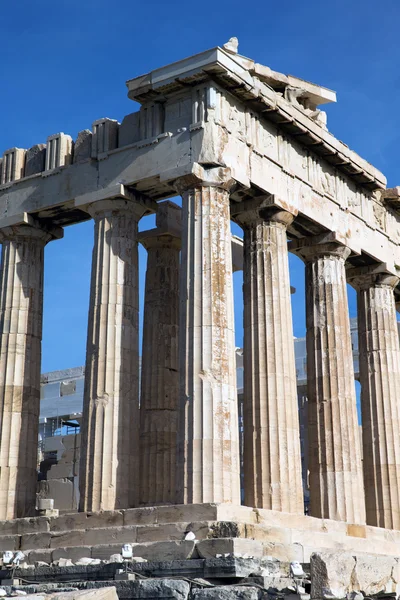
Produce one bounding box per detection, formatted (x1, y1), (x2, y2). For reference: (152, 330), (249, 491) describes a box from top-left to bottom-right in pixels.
(231, 196), (295, 228)
(0, 214), (63, 245)
(173, 166), (235, 195)
(87, 198), (148, 221)
(75, 184), (157, 217)
(347, 265), (399, 291)
(289, 234), (351, 263)
(138, 232), (181, 251)
(138, 201), (182, 250)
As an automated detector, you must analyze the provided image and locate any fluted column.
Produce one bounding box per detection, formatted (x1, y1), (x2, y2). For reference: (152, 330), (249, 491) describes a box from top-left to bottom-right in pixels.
(232, 202), (303, 513)
(138, 201), (181, 505)
(175, 168), (240, 504)
(291, 239), (365, 524)
(349, 269), (400, 529)
(0, 222), (61, 519)
(79, 198), (146, 512)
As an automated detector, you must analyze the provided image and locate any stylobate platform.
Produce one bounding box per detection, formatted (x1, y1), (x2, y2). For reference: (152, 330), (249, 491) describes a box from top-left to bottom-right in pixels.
(0, 504), (399, 564)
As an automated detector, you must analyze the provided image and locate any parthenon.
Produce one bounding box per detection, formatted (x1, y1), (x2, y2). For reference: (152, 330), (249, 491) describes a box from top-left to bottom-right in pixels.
(1, 39), (400, 570)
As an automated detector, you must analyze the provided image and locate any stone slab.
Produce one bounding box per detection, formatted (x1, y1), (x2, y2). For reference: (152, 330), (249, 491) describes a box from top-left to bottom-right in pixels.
(130, 579), (190, 599)
(311, 551), (400, 599)
(196, 539), (265, 559)
(0, 534), (20, 551)
(192, 587), (260, 599)
(21, 532), (52, 551)
(0, 516), (49, 535)
(50, 512), (124, 532)
(50, 588), (119, 600)
(91, 540), (197, 562)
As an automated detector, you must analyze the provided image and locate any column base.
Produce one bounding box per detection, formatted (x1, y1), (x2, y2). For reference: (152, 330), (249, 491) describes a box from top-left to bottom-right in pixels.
(0, 503), (399, 563)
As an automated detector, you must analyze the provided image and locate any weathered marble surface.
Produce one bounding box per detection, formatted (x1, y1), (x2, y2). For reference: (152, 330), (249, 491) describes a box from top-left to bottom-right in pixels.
(291, 239), (366, 524)
(232, 201), (303, 513)
(79, 198), (146, 512)
(139, 202), (181, 506)
(0, 223), (60, 519)
(175, 169), (240, 505)
(349, 270), (400, 529)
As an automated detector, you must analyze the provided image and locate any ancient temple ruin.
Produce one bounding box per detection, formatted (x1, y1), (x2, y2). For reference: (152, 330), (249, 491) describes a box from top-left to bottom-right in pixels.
(1, 39), (400, 571)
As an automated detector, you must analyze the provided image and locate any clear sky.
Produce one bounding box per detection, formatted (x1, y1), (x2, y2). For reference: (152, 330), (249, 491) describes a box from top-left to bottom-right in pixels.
(0, 0), (399, 372)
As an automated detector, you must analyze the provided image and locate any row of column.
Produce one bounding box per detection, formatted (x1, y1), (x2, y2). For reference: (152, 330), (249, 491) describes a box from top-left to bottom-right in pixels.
(0, 170), (400, 532)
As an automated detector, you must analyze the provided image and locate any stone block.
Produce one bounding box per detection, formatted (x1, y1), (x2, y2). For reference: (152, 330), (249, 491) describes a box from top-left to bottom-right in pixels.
(310, 552), (356, 599)
(156, 201), (182, 233)
(346, 524), (366, 538)
(51, 547), (92, 563)
(91, 119), (118, 157)
(49, 588), (118, 600)
(50, 530), (86, 549)
(41, 510), (59, 518)
(45, 133), (73, 170)
(0, 148), (26, 184)
(47, 464), (75, 479)
(27, 549), (52, 564)
(353, 554), (400, 596)
(216, 505), (258, 525)
(0, 517), (49, 536)
(21, 532), (52, 551)
(155, 504), (219, 525)
(46, 479), (78, 512)
(262, 542), (304, 562)
(25, 144), (46, 176)
(139, 103), (164, 139)
(203, 556), (271, 579)
(0, 535), (19, 551)
(51, 511), (123, 532)
(83, 526), (137, 547)
(136, 522), (209, 543)
(122, 507), (158, 526)
(192, 586), (260, 599)
(73, 130), (92, 163)
(196, 538), (264, 559)
(38, 499), (54, 511)
(132, 579), (189, 599)
(118, 113), (140, 147)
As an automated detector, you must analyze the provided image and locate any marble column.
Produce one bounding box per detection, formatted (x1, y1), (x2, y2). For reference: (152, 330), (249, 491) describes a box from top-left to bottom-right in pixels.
(79, 198), (146, 512)
(138, 202), (181, 505)
(349, 270), (400, 529)
(0, 222), (60, 519)
(232, 203), (303, 513)
(175, 168), (241, 504)
(291, 239), (366, 524)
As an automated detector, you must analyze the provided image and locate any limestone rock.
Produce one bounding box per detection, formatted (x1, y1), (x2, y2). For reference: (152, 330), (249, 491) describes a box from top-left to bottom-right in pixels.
(49, 589), (118, 600)
(74, 557), (94, 566)
(133, 579), (190, 599)
(311, 552), (356, 599)
(192, 586), (260, 599)
(353, 554), (400, 596)
(109, 554), (123, 563)
(52, 547), (92, 564)
(131, 557), (147, 564)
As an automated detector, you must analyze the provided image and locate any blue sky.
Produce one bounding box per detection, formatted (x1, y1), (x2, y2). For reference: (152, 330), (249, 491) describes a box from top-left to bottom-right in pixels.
(1, 0), (399, 372)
